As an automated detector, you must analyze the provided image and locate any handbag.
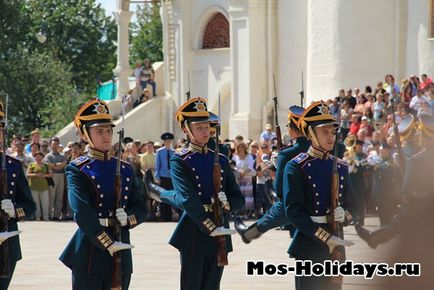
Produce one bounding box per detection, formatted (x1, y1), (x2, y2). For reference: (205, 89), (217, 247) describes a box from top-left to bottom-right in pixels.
(44, 164), (55, 187)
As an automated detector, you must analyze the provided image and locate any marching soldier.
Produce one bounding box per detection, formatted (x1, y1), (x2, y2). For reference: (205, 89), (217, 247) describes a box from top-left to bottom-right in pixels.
(356, 114), (434, 290)
(235, 105), (309, 242)
(0, 102), (36, 289)
(146, 97), (244, 290)
(59, 99), (146, 290)
(371, 142), (399, 226)
(283, 101), (356, 290)
(346, 138), (369, 225)
(356, 113), (434, 247)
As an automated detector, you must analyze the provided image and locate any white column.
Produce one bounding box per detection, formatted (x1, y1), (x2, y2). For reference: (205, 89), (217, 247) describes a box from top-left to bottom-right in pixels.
(228, 0), (267, 139)
(113, 10), (133, 99)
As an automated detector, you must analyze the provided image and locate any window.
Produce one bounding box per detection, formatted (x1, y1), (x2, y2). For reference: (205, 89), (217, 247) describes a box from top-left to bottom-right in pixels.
(202, 12), (230, 49)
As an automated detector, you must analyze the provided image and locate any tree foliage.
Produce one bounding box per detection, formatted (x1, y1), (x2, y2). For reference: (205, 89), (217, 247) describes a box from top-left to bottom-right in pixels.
(131, 2), (163, 64)
(23, 0), (118, 91)
(0, 48), (86, 137)
(0, 0), (117, 137)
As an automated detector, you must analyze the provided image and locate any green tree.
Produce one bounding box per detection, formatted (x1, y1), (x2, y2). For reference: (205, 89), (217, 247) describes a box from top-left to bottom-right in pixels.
(0, 0), (30, 60)
(131, 2), (163, 64)
(23, 0), (117, 92)
(0, 48), (86, 137)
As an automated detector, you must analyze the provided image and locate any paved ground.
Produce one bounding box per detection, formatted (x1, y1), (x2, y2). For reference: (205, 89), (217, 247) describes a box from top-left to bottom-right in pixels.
(9, 217), (394, 290)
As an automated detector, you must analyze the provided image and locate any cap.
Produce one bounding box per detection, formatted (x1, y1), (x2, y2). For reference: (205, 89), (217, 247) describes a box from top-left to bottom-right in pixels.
(361, 116), (368, 121)
(74, 99), (114, 134)
(161, 132), (174, 140)
(298, 101), (337, 136)
(265, 123), (272, 130)
(287, 105), (304, 129)
(175, 97), (209, 127)
(31, 128), (41, 135)
(208, 111), (220, 128)
(123, 137), (134, 144)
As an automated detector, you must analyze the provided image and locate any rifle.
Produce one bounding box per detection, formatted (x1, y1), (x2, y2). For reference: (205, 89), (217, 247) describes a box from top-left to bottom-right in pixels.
(186, 71), (191, 101)
(272, 74), (282, 150)
(0, 95), (10, 278)
(111, 95), (126, 290)
(212, 94), (228, 266)
(329, 96), (345, 284)
(299, 69), (304, 107)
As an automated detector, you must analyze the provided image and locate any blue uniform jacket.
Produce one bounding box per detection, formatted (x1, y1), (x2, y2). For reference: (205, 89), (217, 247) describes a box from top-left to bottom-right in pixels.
(256, 137), (310, 232)
(59, 156), (146, 274)
(2, 155), (35, 262)
(161, 148), (244, 256)
(283, 152), (357, 260)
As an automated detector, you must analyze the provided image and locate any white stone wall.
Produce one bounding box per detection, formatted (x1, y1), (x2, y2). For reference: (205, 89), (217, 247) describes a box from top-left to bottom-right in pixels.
(406, 0), (434, 77)
(306, 0), (402, 102)
(277, 0), (308, 110)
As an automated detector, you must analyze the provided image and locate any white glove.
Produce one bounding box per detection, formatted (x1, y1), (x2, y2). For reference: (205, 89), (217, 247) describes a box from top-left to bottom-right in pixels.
(211, 192), (229, 209)
(107, 241), (134, 256)
(1, 199), (15, 218)
(115, 208), (128, 226)
(326, 235), (354, 254)
(210, 226), (236, 237)
(217, 191), (228, 204)
(334, 206), (345, 223)
(0, 231), (21, 245)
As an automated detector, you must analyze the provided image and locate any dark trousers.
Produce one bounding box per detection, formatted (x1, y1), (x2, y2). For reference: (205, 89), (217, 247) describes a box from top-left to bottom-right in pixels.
(160, 177), (174, 222)
(295, 258), (341, 290)
(72, 267), (131, 290)
(180, 252), (224, 290)
(0, 261), (16, 290)
(295, 275), (341, 290)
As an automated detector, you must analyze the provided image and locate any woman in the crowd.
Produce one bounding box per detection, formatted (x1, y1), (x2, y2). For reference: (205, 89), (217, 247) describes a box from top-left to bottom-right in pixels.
(26, 152), (52, 221)
(232, 141), (255, 218)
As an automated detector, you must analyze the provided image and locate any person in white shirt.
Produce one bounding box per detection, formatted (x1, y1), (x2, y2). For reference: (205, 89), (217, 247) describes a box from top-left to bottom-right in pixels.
(409, 90), (429, 113)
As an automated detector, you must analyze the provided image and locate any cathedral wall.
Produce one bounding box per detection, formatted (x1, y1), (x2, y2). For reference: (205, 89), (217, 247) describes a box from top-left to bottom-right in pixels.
(306, 0), (400, 102)
(406, 0), (434, 77)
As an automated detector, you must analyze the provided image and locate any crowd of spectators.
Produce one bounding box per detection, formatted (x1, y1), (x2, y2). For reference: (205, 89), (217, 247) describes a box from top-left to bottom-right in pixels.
(6, 73), (433, 223)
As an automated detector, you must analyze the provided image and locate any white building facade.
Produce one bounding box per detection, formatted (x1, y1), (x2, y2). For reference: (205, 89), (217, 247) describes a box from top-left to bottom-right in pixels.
(157, 0), (434, 140)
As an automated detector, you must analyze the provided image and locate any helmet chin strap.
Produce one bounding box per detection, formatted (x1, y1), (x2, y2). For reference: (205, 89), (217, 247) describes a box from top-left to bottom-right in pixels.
(184, 121), (199, 145)
(82, 125), (96, 149)
(307, 126), (328, 152)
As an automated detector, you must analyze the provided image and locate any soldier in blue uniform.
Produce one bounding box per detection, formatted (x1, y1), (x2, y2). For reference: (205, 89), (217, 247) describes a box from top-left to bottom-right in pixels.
(146, 97), (244, 290)
(356, 113), (434, 248)
(372, 142), (399, 226)
(283, 101), (356, 290)
(59, 99), (146, 290)
(234, 105), (309, 242)
(0, 102), (36, 290)
(355, 114), (434, 290)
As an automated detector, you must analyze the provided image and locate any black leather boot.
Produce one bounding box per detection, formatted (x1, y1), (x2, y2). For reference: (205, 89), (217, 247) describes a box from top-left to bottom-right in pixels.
(234, 217), (263, 244)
